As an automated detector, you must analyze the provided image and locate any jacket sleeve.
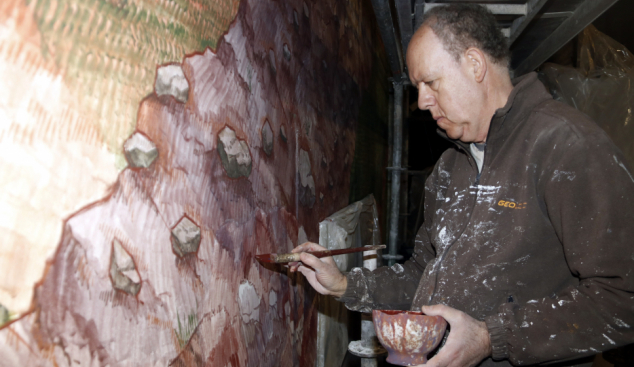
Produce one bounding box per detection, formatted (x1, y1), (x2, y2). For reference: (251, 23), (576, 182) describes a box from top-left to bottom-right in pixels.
(485, 135), (634, 365)
(336, 168), (439, 313)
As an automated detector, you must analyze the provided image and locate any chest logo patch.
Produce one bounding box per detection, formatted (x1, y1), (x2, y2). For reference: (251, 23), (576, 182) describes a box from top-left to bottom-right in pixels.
(498, 200), (527, 210)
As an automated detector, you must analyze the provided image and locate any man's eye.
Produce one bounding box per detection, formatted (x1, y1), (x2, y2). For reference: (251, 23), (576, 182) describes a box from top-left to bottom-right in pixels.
(424, 80), (436, 89)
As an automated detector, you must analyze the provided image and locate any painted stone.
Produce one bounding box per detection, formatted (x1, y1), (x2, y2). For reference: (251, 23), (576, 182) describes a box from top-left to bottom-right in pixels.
(171, 216), (201, 257)
(298, 149), (316, 208)
(217, 127), (252, 178)
(124, 132), (158, 168)
(269, 49), (277, 74)
(110, 239), (141, 296)
(238, 281), (260, 323)
(262, 121), (274, 156)
(269, 290), (277, 307)
(280, 125), (288, 142)
(303, 2), (309, 17)
(155, 64), (190, 103)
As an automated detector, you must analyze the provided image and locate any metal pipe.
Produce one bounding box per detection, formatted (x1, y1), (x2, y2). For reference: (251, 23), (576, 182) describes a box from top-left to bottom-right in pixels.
(400, 88), (409, 252)
(388, 80), (403, 266)
(360, 247), (381, 367)
(369, 0), (403, 76)
(385, 91), (394, 246)
(394, 0), (414, 62)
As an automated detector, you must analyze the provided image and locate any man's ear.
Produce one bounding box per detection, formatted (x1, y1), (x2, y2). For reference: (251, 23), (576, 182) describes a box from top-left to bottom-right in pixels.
(465, 48), (487, 83)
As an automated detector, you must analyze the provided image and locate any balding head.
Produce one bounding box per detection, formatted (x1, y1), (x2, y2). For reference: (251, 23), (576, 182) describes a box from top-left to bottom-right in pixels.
(415, 4), (510, 68)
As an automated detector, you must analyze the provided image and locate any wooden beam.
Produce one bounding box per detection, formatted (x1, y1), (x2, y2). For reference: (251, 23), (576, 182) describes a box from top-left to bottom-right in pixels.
(513, 0), (620, 76)
(423, 3), (528, 15)
(509, 0), (549, 45)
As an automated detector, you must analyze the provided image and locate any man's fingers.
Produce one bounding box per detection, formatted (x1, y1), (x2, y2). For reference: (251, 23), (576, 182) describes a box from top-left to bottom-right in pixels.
(299, 252), (327, 272)
(422, 349), (453, 367)
(291, 243), (308, 253)
(418, 305), (491, 367)
(302, 241), (326, 251)
(292, 241), (325, 253)
(287, 261), (300, 272)
(410, 350), (452, 367)
(422, 304), (460, 324)
(291, 243), (337, 267)
(321, 254), (338, 267)
(297, 264), (313, 277)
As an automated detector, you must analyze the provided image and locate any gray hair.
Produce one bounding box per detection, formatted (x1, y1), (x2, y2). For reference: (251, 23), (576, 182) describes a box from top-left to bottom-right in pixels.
(420, 4), (510, 66)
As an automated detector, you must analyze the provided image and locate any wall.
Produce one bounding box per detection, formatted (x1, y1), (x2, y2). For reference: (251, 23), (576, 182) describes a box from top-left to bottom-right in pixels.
(0, 0), (389, 365)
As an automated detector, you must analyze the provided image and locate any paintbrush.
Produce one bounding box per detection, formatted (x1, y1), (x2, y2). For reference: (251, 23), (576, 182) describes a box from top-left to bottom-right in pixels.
(255, 245), (386, 264)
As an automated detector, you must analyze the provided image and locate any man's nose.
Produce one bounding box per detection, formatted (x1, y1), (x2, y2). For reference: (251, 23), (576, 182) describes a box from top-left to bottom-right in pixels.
(418, 88), (435, 110)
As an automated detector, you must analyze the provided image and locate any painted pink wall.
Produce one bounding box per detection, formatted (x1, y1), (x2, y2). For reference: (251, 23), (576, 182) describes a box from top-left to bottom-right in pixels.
(0, 0), (386, 365)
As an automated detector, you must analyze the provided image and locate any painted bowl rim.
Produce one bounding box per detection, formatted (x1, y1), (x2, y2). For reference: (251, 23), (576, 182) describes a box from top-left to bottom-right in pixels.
(372, 309), (445, 318)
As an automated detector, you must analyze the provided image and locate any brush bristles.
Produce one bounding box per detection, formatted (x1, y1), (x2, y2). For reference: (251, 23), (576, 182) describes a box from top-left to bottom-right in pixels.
(255, 253), (276, 263)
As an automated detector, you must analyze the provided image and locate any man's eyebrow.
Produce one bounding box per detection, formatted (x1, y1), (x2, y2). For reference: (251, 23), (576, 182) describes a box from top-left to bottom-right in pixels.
(423, 70), (439, 81)
(411, 71), (431, 85)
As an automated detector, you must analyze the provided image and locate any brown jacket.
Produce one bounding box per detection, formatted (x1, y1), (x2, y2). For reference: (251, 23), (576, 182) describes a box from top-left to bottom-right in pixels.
(339, 73), (634, 366)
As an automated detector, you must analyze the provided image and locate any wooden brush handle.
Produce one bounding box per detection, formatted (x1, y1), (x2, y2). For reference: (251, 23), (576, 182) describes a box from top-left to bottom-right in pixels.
(311, 245), (386, 258)
(276, 245), (385, 263)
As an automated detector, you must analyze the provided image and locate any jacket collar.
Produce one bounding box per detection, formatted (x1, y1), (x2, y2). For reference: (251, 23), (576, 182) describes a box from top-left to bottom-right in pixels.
(436, 72), (553, 155)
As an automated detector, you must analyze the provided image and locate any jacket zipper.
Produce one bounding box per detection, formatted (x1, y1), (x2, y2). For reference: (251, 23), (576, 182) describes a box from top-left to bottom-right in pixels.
(428, 133), (490, 304)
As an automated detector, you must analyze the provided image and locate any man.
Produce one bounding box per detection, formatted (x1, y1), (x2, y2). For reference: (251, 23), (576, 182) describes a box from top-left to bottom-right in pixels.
(291, 4), (634, 367)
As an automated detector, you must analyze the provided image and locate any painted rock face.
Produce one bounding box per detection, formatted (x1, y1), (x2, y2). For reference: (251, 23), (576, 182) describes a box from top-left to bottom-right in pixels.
(372, 310), (447, 366)
(124, 132), (158, 168)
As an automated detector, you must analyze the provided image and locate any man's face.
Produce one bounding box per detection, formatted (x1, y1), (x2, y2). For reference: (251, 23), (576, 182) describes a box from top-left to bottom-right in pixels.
(407, 26), (484, 143)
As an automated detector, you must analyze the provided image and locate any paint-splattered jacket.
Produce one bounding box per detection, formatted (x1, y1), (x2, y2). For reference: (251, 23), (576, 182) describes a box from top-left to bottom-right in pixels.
(339, 72), (634, 366)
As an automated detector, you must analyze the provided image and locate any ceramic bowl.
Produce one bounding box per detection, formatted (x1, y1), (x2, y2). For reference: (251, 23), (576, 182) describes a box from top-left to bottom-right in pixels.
(372, 309), (447, 366)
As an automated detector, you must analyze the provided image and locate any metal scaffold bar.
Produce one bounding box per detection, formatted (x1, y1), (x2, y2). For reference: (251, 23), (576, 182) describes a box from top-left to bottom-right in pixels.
(387, 79), (403, 266)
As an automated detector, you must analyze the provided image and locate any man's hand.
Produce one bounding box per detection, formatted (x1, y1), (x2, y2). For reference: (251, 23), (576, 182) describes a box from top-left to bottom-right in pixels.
(288, 242), (348, 297)
(414, 304), (492, 367)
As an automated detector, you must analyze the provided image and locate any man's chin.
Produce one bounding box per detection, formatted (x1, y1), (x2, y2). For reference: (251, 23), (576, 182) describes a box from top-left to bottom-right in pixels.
(437, 121), (459, 137)
(444, 129), (463, 141)
(437, 122), (468, 141)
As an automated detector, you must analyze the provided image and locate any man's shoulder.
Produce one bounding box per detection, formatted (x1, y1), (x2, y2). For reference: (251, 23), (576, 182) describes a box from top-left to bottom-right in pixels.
(532, 98), (607, 136)
(528, 98), (614, 148)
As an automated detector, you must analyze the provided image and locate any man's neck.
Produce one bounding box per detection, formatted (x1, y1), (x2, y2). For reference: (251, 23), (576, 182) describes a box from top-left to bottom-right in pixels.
(490, 70), (514, 113)
(474, 68), (514, 143)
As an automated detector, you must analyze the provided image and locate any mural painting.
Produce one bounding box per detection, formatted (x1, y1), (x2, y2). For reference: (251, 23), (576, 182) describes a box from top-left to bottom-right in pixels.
(0, 0), (388, 365)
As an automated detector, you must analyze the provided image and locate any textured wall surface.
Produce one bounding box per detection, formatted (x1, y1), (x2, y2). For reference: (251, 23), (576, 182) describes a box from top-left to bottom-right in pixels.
(0, 0), (387, 365)
(0, 0), (239, 315)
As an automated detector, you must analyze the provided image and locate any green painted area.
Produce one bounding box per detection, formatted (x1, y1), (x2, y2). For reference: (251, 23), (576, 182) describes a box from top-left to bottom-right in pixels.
(174, 310), (198, 349)
(26, 0), (239, 168)
(0, 304), (10, 328)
